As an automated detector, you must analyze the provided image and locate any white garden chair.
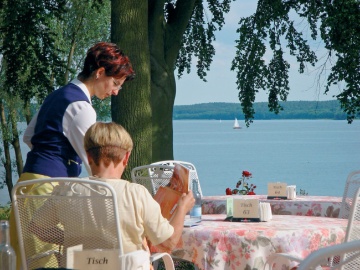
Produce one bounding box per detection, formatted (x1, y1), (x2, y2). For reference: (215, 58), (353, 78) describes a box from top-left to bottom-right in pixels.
(12, 177), (174, 270)
(151, 160), (203, 196)
(132, 163), (201, 270)
(264, 186), (360, 270)
(297, 239), (360, 270)
(131, 164), (176, 196)
(339, 170), (360, 219)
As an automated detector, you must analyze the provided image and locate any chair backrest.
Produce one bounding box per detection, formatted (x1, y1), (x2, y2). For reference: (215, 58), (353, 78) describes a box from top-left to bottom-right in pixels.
(12, 177), (122, 270)
(131, 164), (175, 196)
(297, 239), (360, 270)
(344, 187), (360, 243)
(264, 187), (360, 270)
(331, 187), (360, 269)
(339, 170), (360, 219)
(151, 160), (203, 196)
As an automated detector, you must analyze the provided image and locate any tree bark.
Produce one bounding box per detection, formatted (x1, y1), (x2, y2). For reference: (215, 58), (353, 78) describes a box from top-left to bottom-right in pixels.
(111, 0), (151, 178)
(148, 0), (196, 162)
(9, 106), (23, 176)
(0, 100), (13, 201)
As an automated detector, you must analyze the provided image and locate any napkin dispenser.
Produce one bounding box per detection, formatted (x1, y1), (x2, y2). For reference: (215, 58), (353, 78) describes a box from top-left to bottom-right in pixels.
(226, 198), (272, 222)
(259, 202), (272, 222)
(286, 185), (296, 200)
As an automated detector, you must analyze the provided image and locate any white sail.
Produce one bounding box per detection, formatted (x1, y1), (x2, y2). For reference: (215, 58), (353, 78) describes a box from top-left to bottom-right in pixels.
(233, 118), (241, 129)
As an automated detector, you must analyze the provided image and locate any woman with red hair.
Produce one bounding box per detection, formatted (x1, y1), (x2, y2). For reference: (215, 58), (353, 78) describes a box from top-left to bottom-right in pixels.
(10, 42), (135, 269)
(23, 42), (135, 179)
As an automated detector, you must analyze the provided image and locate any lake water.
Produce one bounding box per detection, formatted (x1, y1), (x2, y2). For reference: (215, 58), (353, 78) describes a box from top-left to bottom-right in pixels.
(172, 119), (360, 197)
(1, 120), (359, 205)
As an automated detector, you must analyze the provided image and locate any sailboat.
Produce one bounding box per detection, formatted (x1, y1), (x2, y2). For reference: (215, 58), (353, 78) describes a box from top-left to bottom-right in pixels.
(233, 118), (241, 129)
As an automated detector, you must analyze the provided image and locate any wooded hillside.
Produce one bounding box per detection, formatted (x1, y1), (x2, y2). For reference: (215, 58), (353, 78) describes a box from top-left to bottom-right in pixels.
(173, 100), (349, 120)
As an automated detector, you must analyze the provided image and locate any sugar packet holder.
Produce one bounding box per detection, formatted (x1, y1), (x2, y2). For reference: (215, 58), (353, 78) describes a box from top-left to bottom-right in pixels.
(225, 198), (272, 222)
(267, 182), (296, 200)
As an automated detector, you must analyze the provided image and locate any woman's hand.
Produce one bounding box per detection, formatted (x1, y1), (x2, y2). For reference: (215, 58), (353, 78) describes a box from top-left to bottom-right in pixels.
(177, 191), (195, 214)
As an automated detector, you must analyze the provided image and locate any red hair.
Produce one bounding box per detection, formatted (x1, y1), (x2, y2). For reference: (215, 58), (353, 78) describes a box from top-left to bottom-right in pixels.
(79, 42), (135, 81)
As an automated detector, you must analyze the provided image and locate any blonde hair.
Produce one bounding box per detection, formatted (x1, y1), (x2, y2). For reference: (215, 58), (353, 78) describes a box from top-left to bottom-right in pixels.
(84, 122), (133, 167)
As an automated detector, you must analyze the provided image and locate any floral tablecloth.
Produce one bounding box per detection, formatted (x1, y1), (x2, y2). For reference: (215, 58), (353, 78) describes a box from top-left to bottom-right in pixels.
(202, 195), (342, 218)
(169, 214), (347, 270)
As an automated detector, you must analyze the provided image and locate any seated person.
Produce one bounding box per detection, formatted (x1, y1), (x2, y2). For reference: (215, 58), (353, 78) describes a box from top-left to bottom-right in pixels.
(30, 122), (194, 267)
(83, 121), (195, 253)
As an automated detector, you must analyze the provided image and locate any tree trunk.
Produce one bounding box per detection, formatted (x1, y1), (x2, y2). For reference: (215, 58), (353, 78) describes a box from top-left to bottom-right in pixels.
(148, 0), (196, 162)
(111, 0), (196, 165)
(150, 62), (176, 162)
(9, 106), (23, 176)
(111, 0), (151, 179)
(65, 41), (76, 84)
(0, 100), (13, 201)
(24, 100), (32, 124)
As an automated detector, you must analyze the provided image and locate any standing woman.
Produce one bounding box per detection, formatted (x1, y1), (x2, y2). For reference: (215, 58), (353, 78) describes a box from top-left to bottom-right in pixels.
(10, 42), (135, 269)
(22, 42), (135, 178)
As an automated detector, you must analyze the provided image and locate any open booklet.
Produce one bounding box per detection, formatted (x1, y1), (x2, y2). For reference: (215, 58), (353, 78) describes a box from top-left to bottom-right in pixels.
(153, 163), (190, 221)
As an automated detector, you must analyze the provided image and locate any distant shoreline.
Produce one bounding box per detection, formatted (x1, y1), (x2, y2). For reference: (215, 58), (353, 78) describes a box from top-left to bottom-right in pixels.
(173, 118), (353, 121)
(173, 100), (351, 120)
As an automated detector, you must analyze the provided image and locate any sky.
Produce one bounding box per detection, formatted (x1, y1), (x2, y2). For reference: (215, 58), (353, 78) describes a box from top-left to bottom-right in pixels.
(174, 1), (342, 106)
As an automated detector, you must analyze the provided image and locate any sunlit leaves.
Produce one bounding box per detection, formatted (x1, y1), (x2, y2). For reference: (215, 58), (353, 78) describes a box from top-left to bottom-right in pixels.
(1, 0), (66, 104)
(176, 0), (234, 80)
(322, 0), (360, 123)
(231, 0), (359, 125)
(1, 0), (110, 113)
(53, 0), (110, 85)
(231, 15), (267, 126)
(267, 48), (290, 114)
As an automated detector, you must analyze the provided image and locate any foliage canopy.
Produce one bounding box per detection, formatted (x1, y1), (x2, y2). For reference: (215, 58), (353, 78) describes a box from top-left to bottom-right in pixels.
(230, 0), (360, 125)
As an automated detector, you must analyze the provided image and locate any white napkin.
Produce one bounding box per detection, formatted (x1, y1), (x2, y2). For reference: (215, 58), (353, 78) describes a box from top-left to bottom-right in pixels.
(286, 185), (297, 199)
(260, 202), (272, 221)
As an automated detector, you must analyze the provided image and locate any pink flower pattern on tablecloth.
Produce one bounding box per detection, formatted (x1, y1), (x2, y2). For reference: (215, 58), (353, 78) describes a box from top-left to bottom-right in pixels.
(157, 214), (347, 270)
(202, 195), (342, 218)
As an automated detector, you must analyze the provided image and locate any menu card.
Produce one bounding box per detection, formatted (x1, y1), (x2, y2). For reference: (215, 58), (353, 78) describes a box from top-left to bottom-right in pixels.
(153, 163), (190, 220)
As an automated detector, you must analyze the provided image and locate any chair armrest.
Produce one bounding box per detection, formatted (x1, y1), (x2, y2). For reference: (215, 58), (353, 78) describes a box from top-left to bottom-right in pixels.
(150, 253), (175, 270)
(264, 253), (303, 270)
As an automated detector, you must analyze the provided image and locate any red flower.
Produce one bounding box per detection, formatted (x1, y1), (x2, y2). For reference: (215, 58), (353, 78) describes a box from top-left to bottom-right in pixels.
(242, 170), (252, 178)
(226, 170), (256, 195)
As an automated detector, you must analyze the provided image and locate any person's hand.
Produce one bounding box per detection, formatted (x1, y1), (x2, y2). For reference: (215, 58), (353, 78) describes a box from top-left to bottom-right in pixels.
(177, 191), (195, 213)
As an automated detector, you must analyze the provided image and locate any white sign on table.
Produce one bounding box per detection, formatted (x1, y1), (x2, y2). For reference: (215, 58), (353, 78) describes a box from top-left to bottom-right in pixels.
(67, 245), (120, 270)
(233, 198), (260, 221)
(267, 182), (288, 199)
